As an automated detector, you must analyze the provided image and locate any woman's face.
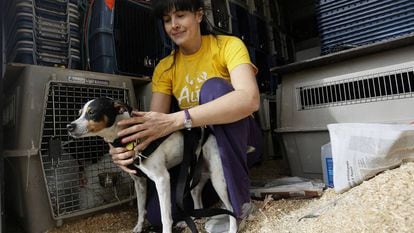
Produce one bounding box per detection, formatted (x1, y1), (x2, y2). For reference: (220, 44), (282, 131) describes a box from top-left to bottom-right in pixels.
(162, 8), (203, 51)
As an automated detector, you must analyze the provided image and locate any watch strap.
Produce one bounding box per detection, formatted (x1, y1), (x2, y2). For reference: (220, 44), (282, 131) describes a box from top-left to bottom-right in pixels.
(183, 109), (192, 130)
(184, 109), (191, 121)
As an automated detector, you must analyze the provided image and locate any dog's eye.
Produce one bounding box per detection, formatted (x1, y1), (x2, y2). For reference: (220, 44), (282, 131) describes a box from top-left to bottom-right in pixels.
(88, 109), (95, 115)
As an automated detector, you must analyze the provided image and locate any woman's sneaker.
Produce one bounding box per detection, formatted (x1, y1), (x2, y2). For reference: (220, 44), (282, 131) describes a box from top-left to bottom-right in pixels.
(204, 202), (256, 233)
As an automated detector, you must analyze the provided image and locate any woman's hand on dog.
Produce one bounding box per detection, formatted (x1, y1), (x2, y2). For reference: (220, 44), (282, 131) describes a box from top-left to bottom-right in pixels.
(117, 110), (182, 151)
(109, 109), (183, 172)
(109, 145), (137, 174)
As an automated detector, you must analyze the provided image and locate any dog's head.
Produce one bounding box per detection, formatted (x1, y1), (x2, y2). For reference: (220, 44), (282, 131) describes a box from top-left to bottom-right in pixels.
(67, 97), (132, 141)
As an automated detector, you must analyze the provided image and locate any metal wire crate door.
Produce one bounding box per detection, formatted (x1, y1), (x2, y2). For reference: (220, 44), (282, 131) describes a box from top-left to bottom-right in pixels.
(39, 82), (135, 218)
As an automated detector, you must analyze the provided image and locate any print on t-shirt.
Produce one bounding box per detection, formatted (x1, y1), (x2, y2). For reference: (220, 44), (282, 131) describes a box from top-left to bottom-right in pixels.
(177, 71), (208, 107)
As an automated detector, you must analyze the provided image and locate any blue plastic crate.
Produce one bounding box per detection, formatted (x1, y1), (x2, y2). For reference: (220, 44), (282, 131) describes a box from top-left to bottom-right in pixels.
(318, 0), (414, 34)
(89, 30), (117, 74)
(321, 11), (414, 45)
(35, 0), (68, 12)
(12, 47), (37, 64)
(88, 0), (172, 77)
(317, 0), (414, 54)
(5, 0), (82, 69)
(6, 29), (34, 59)
(317, 0), (385, 19)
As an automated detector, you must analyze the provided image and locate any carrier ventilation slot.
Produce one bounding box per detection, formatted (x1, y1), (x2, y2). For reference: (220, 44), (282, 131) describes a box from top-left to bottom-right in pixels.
(297, 67), (414, 110)
(40, 82), (134, 218)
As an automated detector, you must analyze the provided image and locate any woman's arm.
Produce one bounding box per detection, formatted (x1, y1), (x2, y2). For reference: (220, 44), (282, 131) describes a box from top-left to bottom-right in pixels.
(187, 63), (260, 125)
(109, 93), (172, 174)
(118, 63), (259, 151)
(150, 92), (172, 113)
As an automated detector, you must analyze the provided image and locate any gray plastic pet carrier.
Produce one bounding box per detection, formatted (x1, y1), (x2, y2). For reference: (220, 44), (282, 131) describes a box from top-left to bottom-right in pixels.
(275, 43), (414, 180)
(2, 64), (151, 233)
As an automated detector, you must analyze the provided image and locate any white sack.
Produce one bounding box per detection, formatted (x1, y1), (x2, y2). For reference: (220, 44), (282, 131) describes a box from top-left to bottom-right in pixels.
(327, 123), (414, 193)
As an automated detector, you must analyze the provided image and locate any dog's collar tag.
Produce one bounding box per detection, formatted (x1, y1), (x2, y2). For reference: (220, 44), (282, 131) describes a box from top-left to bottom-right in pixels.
(110, 137), (136, 150)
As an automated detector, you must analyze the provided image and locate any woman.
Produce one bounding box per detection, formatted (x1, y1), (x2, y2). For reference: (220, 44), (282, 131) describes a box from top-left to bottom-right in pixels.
(110, 0), (263, 230)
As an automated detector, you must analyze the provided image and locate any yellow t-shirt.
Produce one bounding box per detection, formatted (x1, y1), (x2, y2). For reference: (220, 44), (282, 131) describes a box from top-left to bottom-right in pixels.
(152, 35), (257, 109)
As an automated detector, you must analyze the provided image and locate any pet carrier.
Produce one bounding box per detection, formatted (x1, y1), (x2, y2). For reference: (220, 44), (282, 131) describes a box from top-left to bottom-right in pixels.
(88, 0), (172, 77)
(2, 64), (151, 233)
(275, 43), (414, 179)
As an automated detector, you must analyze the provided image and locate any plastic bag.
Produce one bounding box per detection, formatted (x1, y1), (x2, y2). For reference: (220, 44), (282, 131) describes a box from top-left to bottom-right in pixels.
(250, 176), (325, 199)
(328, 123), (414, 193)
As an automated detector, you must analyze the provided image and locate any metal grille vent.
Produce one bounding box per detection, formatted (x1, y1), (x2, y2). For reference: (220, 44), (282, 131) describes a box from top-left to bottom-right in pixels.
(297, 67), (414, 110)
(39, 82), (135, 218)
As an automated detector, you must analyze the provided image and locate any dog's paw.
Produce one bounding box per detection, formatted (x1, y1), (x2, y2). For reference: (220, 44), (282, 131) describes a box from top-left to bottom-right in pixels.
(132, 223), (143, 233)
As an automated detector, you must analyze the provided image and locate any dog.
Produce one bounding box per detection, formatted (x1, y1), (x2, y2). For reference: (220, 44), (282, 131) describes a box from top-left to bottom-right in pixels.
(66, 97), (237, 233)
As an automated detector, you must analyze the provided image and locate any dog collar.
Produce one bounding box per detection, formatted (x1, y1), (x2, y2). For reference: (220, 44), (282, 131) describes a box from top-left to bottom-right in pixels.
(110, 137), (136, 151)
(111, 135), (171, 167)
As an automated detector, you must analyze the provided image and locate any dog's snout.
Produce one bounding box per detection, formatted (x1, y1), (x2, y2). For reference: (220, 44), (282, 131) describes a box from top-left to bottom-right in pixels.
(67, 123), (76, 133)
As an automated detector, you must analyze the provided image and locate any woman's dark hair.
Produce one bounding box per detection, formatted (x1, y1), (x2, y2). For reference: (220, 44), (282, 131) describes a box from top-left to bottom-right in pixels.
(152, 0), (211, 35)
(151, 0), (217, 79)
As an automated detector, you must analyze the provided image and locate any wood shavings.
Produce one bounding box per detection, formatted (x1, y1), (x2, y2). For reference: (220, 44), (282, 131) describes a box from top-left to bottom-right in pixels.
(243, 162), (414, 233)
(49, 162), (414, 233)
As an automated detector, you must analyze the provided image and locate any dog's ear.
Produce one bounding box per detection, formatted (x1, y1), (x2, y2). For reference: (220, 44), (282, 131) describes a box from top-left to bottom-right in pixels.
(113, 100), (132, 115)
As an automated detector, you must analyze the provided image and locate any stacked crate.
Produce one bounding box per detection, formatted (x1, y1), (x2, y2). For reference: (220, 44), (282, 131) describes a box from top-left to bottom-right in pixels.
(204, 0), (232, 34)
(4, 0), (81, 69)
(88, 0), (172, 77)
(317, 0), (414, 54)
(229, 0), (274, 93)
(229, 1), (252, 45)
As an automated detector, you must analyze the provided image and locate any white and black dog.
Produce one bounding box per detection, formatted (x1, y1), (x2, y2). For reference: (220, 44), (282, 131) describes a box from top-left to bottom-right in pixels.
(67, 97), (237, 233)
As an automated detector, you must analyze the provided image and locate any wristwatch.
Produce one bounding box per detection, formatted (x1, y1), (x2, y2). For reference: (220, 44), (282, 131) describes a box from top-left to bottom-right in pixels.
(183, 109), (192, 130)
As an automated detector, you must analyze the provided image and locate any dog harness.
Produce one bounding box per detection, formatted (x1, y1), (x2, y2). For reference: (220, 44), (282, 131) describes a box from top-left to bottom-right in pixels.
(111, 137), (136, 150)
(176, 127), (236, 233)
(112, 128), (235, 233)
(110, 135), (170, 176)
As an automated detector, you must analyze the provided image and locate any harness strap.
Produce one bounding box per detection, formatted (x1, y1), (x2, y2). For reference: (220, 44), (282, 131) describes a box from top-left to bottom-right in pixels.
(176, 128), (236, 233)
(176, 129), (199, 233)
(189, 127), (210, 190)
(110, 135), (170, 177)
